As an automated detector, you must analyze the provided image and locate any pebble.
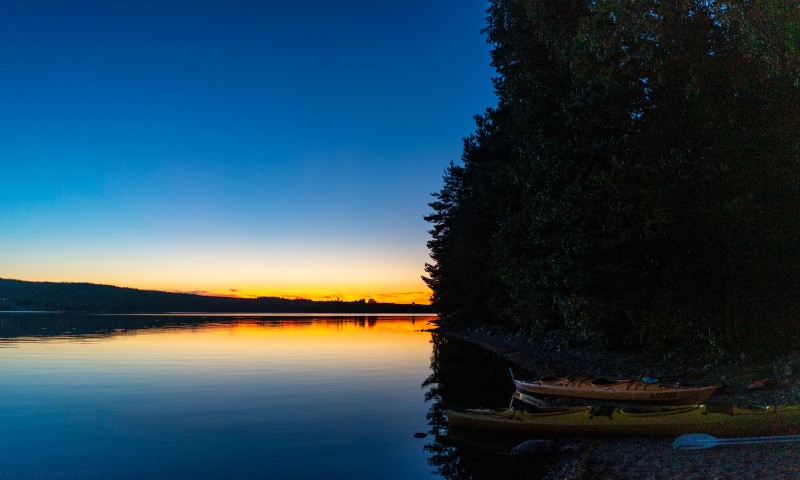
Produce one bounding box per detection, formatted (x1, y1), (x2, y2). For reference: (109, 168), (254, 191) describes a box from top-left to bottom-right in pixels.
(510, 439), (556, 456)
(559, 443), (581, 454)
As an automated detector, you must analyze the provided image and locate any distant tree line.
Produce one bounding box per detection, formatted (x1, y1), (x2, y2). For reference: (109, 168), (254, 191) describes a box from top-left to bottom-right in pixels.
(0, 279), (433, 314)
(425, 0), (800, 353)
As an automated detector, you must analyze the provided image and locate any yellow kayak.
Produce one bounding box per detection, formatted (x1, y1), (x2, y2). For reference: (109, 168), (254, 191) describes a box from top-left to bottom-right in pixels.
(446, 404), (800, 437)
(514, 377), (719, 404)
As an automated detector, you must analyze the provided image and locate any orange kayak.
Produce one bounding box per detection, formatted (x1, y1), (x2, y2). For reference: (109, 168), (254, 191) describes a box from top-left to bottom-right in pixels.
(514, 377), (718, 404)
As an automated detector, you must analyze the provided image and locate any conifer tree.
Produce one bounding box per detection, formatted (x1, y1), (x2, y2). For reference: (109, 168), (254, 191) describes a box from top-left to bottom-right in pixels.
(425, 0), (800, 351)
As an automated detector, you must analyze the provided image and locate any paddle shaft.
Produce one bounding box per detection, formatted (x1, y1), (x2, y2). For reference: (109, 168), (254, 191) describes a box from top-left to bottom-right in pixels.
(675, 433), (800, 450)
(717, 434), (800, 446)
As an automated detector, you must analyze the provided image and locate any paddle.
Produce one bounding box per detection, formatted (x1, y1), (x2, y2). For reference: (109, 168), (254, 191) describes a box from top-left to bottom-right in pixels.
(673, 433), (800, 450)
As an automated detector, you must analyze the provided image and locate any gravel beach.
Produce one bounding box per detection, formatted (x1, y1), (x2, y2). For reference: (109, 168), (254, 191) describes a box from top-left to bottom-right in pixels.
(437, 325), (800, 479)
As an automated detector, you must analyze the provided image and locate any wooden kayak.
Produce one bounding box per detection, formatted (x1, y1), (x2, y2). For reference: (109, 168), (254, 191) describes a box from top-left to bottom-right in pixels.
(447, 404), (800, 437)
(514, 377), (719, 404)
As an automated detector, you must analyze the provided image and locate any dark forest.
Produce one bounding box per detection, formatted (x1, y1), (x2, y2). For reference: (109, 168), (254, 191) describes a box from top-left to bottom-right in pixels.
(424, 0), (800, 354)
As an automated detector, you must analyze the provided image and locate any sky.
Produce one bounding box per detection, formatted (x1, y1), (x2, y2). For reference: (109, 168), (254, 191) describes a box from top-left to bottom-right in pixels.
(0, 1), (496, 305)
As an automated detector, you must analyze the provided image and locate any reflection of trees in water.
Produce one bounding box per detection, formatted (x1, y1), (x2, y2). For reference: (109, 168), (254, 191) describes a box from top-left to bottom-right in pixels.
(422, 332), (555, 480)
(0, 313), (425, 341)
(422, 332), (515, 479)
(422, 334), (465, 478)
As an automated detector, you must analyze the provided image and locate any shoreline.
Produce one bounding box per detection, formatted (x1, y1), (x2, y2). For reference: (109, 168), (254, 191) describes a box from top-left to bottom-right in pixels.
(435, 324), (800, 479)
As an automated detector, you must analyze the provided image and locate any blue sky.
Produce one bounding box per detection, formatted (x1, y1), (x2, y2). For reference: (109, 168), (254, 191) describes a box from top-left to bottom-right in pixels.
(0, 0), (496, 303)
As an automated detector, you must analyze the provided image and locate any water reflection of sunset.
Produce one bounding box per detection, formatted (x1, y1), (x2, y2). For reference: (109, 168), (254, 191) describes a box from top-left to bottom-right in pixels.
(5, 317), (439, 377)
(0, 315), (442, 479)
(170, 319), (435, 356)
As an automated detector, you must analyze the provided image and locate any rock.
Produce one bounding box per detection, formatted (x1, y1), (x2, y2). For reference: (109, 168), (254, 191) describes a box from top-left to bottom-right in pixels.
(559, 443), (582, 454)
(510, 439), (556, 456)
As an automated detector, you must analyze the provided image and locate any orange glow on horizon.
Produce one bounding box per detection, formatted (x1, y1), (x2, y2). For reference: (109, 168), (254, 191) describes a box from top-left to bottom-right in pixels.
(6, 274), (433, 305)
(162, 285), (432, 305)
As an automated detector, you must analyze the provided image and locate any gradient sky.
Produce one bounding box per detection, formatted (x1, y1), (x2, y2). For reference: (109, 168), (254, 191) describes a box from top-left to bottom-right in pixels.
(0, 1), (496, 304)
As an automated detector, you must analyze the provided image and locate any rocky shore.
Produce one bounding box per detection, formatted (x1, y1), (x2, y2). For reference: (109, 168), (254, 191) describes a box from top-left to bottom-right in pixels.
(437, 325), (800, 479)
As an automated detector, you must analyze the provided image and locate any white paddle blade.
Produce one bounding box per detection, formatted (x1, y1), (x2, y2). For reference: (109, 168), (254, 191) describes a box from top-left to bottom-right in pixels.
(673, 433), (719, 450)
(513, 391), (550, 408)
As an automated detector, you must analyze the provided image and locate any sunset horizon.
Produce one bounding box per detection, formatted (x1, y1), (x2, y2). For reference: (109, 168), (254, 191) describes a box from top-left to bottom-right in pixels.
(2, 275), (432, 305)
(2, 0), (798, 477)
(1, 1), (494, 310)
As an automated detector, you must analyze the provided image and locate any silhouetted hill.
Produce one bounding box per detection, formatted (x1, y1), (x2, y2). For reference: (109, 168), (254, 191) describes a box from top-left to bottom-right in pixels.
(0, 278), (433, 314)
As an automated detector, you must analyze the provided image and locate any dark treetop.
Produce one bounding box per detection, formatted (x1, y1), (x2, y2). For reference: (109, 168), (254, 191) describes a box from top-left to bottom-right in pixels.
(424, 0), (800, 354)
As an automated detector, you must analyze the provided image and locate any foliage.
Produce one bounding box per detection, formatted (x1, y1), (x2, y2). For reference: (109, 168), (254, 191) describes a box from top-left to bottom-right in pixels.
(424, 0), (800, 353)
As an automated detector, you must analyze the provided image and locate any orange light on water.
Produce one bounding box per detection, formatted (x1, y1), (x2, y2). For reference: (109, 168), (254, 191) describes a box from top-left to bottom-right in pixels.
(10, 317), (438, 369)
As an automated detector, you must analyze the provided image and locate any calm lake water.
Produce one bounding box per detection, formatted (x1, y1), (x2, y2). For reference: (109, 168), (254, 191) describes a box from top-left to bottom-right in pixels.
(0, 313), (520, 480)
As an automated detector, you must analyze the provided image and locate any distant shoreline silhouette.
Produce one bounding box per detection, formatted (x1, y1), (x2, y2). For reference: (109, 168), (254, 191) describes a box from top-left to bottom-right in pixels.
(0, 278), (433, 314)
